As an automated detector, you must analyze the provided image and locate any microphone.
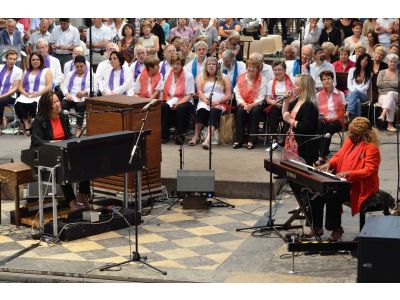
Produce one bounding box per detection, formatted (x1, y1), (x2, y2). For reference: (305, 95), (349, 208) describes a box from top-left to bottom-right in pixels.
(299, 133), (331, 147)
(141, 99), (159, 112)
(62, 110), (84, 119)
(275, 95), (285, 103)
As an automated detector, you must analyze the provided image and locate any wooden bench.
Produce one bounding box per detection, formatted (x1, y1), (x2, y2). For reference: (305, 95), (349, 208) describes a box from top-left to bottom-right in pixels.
(0, 162), (34, 225)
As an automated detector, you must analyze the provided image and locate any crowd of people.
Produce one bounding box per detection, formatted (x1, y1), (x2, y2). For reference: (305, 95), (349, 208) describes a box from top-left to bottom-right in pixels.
(0, 18), (397, 234)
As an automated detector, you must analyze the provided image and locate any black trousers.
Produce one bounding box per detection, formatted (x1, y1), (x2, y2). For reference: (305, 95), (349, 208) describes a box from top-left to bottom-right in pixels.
(62, 99), (86, 128)
(0, 96), (15, 121)
(319, 120), (343, 157)
(289, 182), (342, 231)
(235, 105), (263, 144)
(267, 18), (287, 40)
(61, 181), (90, 203)
(266, 105), (282, 134)
(195, 107), (222, 128)
(14, 102), (37, 120)
(161, 101), (194, 140)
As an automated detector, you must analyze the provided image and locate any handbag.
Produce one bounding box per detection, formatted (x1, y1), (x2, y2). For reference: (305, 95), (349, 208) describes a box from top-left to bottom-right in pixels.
(218, 99), (236, 145)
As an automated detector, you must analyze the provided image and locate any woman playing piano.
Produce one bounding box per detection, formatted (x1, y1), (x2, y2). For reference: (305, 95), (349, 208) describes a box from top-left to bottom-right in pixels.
(31, 92), (92, 211)
(314, 117), (381, 241)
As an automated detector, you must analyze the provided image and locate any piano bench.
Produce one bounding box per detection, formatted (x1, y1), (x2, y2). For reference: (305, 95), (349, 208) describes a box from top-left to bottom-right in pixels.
(359, 190), (395, 231)
(0, 162), (34, 226)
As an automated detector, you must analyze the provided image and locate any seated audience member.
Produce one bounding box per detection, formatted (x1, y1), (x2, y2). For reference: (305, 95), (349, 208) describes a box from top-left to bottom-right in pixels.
(95, 42), (120, 93)
(233, 57), (267, 150)
(137, 20), (159, 59)
(388, 43), (398, 55)
(319, 18), (341, 57)
(315, 70), (346, 167)
(110, 18), (126, 44)
(159, 18), (170, 42)
(218, 18), (240, 41)
(220, 49), (246, 91)
(345, 53), (372, 121)
(27, 18), (50, 55)
(349, 44), (366, 63)
(376, 53), (398, 132)
(36, 38), (63, 87)
(63, 45), (90, 74)
(159, 44), (176, 80)
(362, 19), (377, 36)
(86, 18), (112, 68)
(14, 52), (52, 136)
(310, 46), (336, 90)
(101, 51), (133, 96)
(179, 38), (195, 65)
(130, 45), (147, 82)
(334, 18), (354, 40)
(344, 21), (369, 55)
(49, 18), (80, 70)
(265, 61), (293, 138)
(161, 54), (194, 144)
(170, 36), (182, 52)
(168, 18), (194, 44)
(218, 31), (241, 60)
(315, 117), (381, 241)
(375, 18), (395, 50)
(0, 19), (24, 68)
(118, 23), (136, 65)
(61, 55), (91, 137)
(366, 30), (380, 57)
(0, 50), (23, 129)
(195, 18), (218, 57)
(31, 92), (92, 211)
(372, 45), (388, 75)
(321, 41), (337, 63)
(188, 57), (232, 149)
(250, 52), (273, 84)
(291, 45), (314, 81)
(303, 18), (322, 50)
(283, 45), (297, 78)
(184, 41), (208, 82)
(133, 56), (163, 100)
(333, 46), (355, 72)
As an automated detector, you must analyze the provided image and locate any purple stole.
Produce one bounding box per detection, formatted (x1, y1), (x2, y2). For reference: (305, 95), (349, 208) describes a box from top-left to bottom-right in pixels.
(0, 65), (13, 95)
(134, 62), (142, 80)
(109, 68), (126, 94)
(22, 69), (44, 92)
(160, 60), (167, 78)
(70, 61), (74, 72)
(44, 54), (51, 68)
(68, 68), (88, 93)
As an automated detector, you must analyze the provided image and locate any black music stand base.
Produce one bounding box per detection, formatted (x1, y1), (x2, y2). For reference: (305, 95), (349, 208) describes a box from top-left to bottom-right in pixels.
(99, 251), (167, 275)
(208, 197), (235, 208)
(236, 216), (302, 235)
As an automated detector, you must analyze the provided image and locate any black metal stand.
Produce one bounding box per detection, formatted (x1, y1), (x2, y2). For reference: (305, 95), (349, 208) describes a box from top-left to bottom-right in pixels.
(236, 135), (301, 237)
(100, 109), (166, 275)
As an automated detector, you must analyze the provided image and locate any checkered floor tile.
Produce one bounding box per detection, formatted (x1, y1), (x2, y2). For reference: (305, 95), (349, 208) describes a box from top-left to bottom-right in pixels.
(0, 198), (269, 270)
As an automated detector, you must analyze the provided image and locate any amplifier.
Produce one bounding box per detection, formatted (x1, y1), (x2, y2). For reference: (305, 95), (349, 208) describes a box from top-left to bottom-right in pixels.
(44, 207), (139, 241)
(177, 170), (215, 192)
(357, 215), (400, 283)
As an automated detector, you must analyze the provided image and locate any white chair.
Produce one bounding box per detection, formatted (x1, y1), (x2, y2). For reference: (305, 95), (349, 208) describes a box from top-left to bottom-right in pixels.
(259, 37), (276, 56)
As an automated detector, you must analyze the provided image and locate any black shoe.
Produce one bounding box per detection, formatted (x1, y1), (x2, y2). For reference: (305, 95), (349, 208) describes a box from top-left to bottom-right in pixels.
(232, 142), (242, 149)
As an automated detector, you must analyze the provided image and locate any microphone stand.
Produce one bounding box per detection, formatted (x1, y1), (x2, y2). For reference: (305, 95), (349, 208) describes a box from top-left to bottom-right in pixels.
(101, 108), (167, 275)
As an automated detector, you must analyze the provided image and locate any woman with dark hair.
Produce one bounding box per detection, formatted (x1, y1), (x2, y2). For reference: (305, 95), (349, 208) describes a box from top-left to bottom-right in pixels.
(161, 53), (194, 144)
(315, 117), (381, 241)
(344, 21), (368, 55)
(345, 53), (372, 121)
(61, 55), (91, 137)
(367, 31), (380, 57)
(31, 92), (91, 211)
(118, 23), (136, 65)
(101, 51), (133, 96)
(14, 52), (52, 136)
(319, 18), (342, 57)
(188, 56), (232, 150)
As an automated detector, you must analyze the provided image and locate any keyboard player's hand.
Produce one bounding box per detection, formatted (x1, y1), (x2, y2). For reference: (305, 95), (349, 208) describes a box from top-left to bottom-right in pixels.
(316, 162), (331, 172)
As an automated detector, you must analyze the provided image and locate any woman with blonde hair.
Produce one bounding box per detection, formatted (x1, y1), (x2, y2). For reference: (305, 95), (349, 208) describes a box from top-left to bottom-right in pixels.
(315, 117), (381, 241)
(372, 45), (388, 75)
(188, 56), (232, 149)
(282, 73), (319, 165)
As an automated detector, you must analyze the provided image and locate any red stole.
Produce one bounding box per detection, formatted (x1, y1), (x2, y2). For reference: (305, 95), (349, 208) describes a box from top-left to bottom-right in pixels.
(318, 88), (345, 126)
(237, 72), (262, 104)
(162, 70), (186, 101)
(271, 74), (293, 99)
(138, 68), (162, 98)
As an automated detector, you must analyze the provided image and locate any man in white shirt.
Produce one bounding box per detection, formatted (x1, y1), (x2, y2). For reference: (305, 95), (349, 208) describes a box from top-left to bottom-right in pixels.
(249, 52), (273, 83)
(49, 18), (80, 70)
(220, 49), (246, 90)
(159, 44), (176, 80)
(130, 45), (147, 82)
(36, 38), (64, 87)
(0, 19), (24, 68)
(310, 47), (336, 90)
(86, 18), (112, 68)
(376, 18), (395, 50)
(63, 45), (91, 75)
(28, 18), (50, 54)
(184, 40), (208, 81)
